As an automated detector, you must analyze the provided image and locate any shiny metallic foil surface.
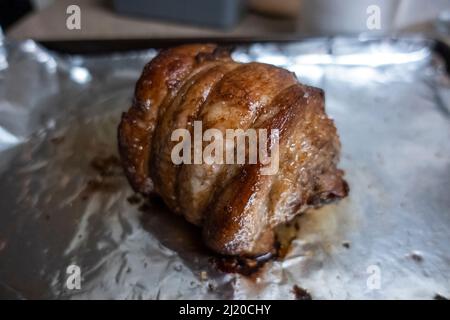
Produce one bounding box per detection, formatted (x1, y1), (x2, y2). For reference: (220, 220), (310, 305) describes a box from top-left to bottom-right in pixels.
(0, 37), (449, 299)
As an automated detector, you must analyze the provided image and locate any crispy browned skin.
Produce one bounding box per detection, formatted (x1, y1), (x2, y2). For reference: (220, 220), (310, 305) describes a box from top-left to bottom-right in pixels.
(118, 44), (348, 256)
(203, 85), (348, 255)
(118, 44), (228, 194)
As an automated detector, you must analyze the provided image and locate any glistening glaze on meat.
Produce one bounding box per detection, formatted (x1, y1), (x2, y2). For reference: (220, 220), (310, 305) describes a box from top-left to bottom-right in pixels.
(118, 44), (348, 257)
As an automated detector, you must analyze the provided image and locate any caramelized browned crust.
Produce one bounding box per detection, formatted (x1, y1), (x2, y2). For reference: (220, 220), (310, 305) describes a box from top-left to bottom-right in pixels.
(118, 44), (229, 194)
(150, 61), (239, 213)
(118, 44), (348, 256)
(203, 85), (348, 255)
(177, 62), (297, 225)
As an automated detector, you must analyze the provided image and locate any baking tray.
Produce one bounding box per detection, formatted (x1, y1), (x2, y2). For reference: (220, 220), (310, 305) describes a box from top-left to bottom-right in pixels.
(0, 36), (449, 299)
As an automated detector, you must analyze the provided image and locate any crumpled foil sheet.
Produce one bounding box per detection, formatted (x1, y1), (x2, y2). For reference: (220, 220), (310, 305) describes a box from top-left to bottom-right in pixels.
(0, 36), (449, 299)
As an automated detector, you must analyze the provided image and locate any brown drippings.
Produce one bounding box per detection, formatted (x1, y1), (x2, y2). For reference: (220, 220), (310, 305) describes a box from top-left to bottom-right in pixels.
(138, 194), (281, 276)
(138, 194), (327, 278)
(292, 285), (312, 300)
(81, 155), (123, 200)
(274, 237), (293, 260)
(210, 251), (275, 276)
(50, 135), (65, 144)
(90, 155), (122, 177)
(81, 178), (121, 200)
(209, 216), (302, 276)
(208, 203), (345, 276)
(127, 194), (142, 205)
(274, 219), (300, 259)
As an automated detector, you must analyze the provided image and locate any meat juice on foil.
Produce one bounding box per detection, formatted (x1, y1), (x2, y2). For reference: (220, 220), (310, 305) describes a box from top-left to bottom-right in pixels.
(0, 37), (449, 299)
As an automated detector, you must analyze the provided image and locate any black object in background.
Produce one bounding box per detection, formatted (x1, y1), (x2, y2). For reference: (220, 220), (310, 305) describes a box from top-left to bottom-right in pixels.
(0, 0), (32, 31)
(113, 0), (244, 30)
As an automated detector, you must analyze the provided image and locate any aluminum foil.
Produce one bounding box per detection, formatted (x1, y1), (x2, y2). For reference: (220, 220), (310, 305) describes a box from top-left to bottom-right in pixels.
(0, 37), (449, 299)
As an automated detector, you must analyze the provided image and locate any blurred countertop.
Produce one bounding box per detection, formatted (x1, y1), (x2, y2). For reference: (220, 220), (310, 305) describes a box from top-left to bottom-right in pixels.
(6, 0), (298, 40)
(5, 0), (447, 43)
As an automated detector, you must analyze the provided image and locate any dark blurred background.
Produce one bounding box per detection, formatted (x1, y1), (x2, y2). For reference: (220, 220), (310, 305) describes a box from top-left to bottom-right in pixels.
(0, 0), (449, 40)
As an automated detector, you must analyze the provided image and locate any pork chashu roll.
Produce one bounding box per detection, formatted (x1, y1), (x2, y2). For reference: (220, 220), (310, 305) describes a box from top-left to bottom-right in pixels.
(118, 44), (348, 257)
